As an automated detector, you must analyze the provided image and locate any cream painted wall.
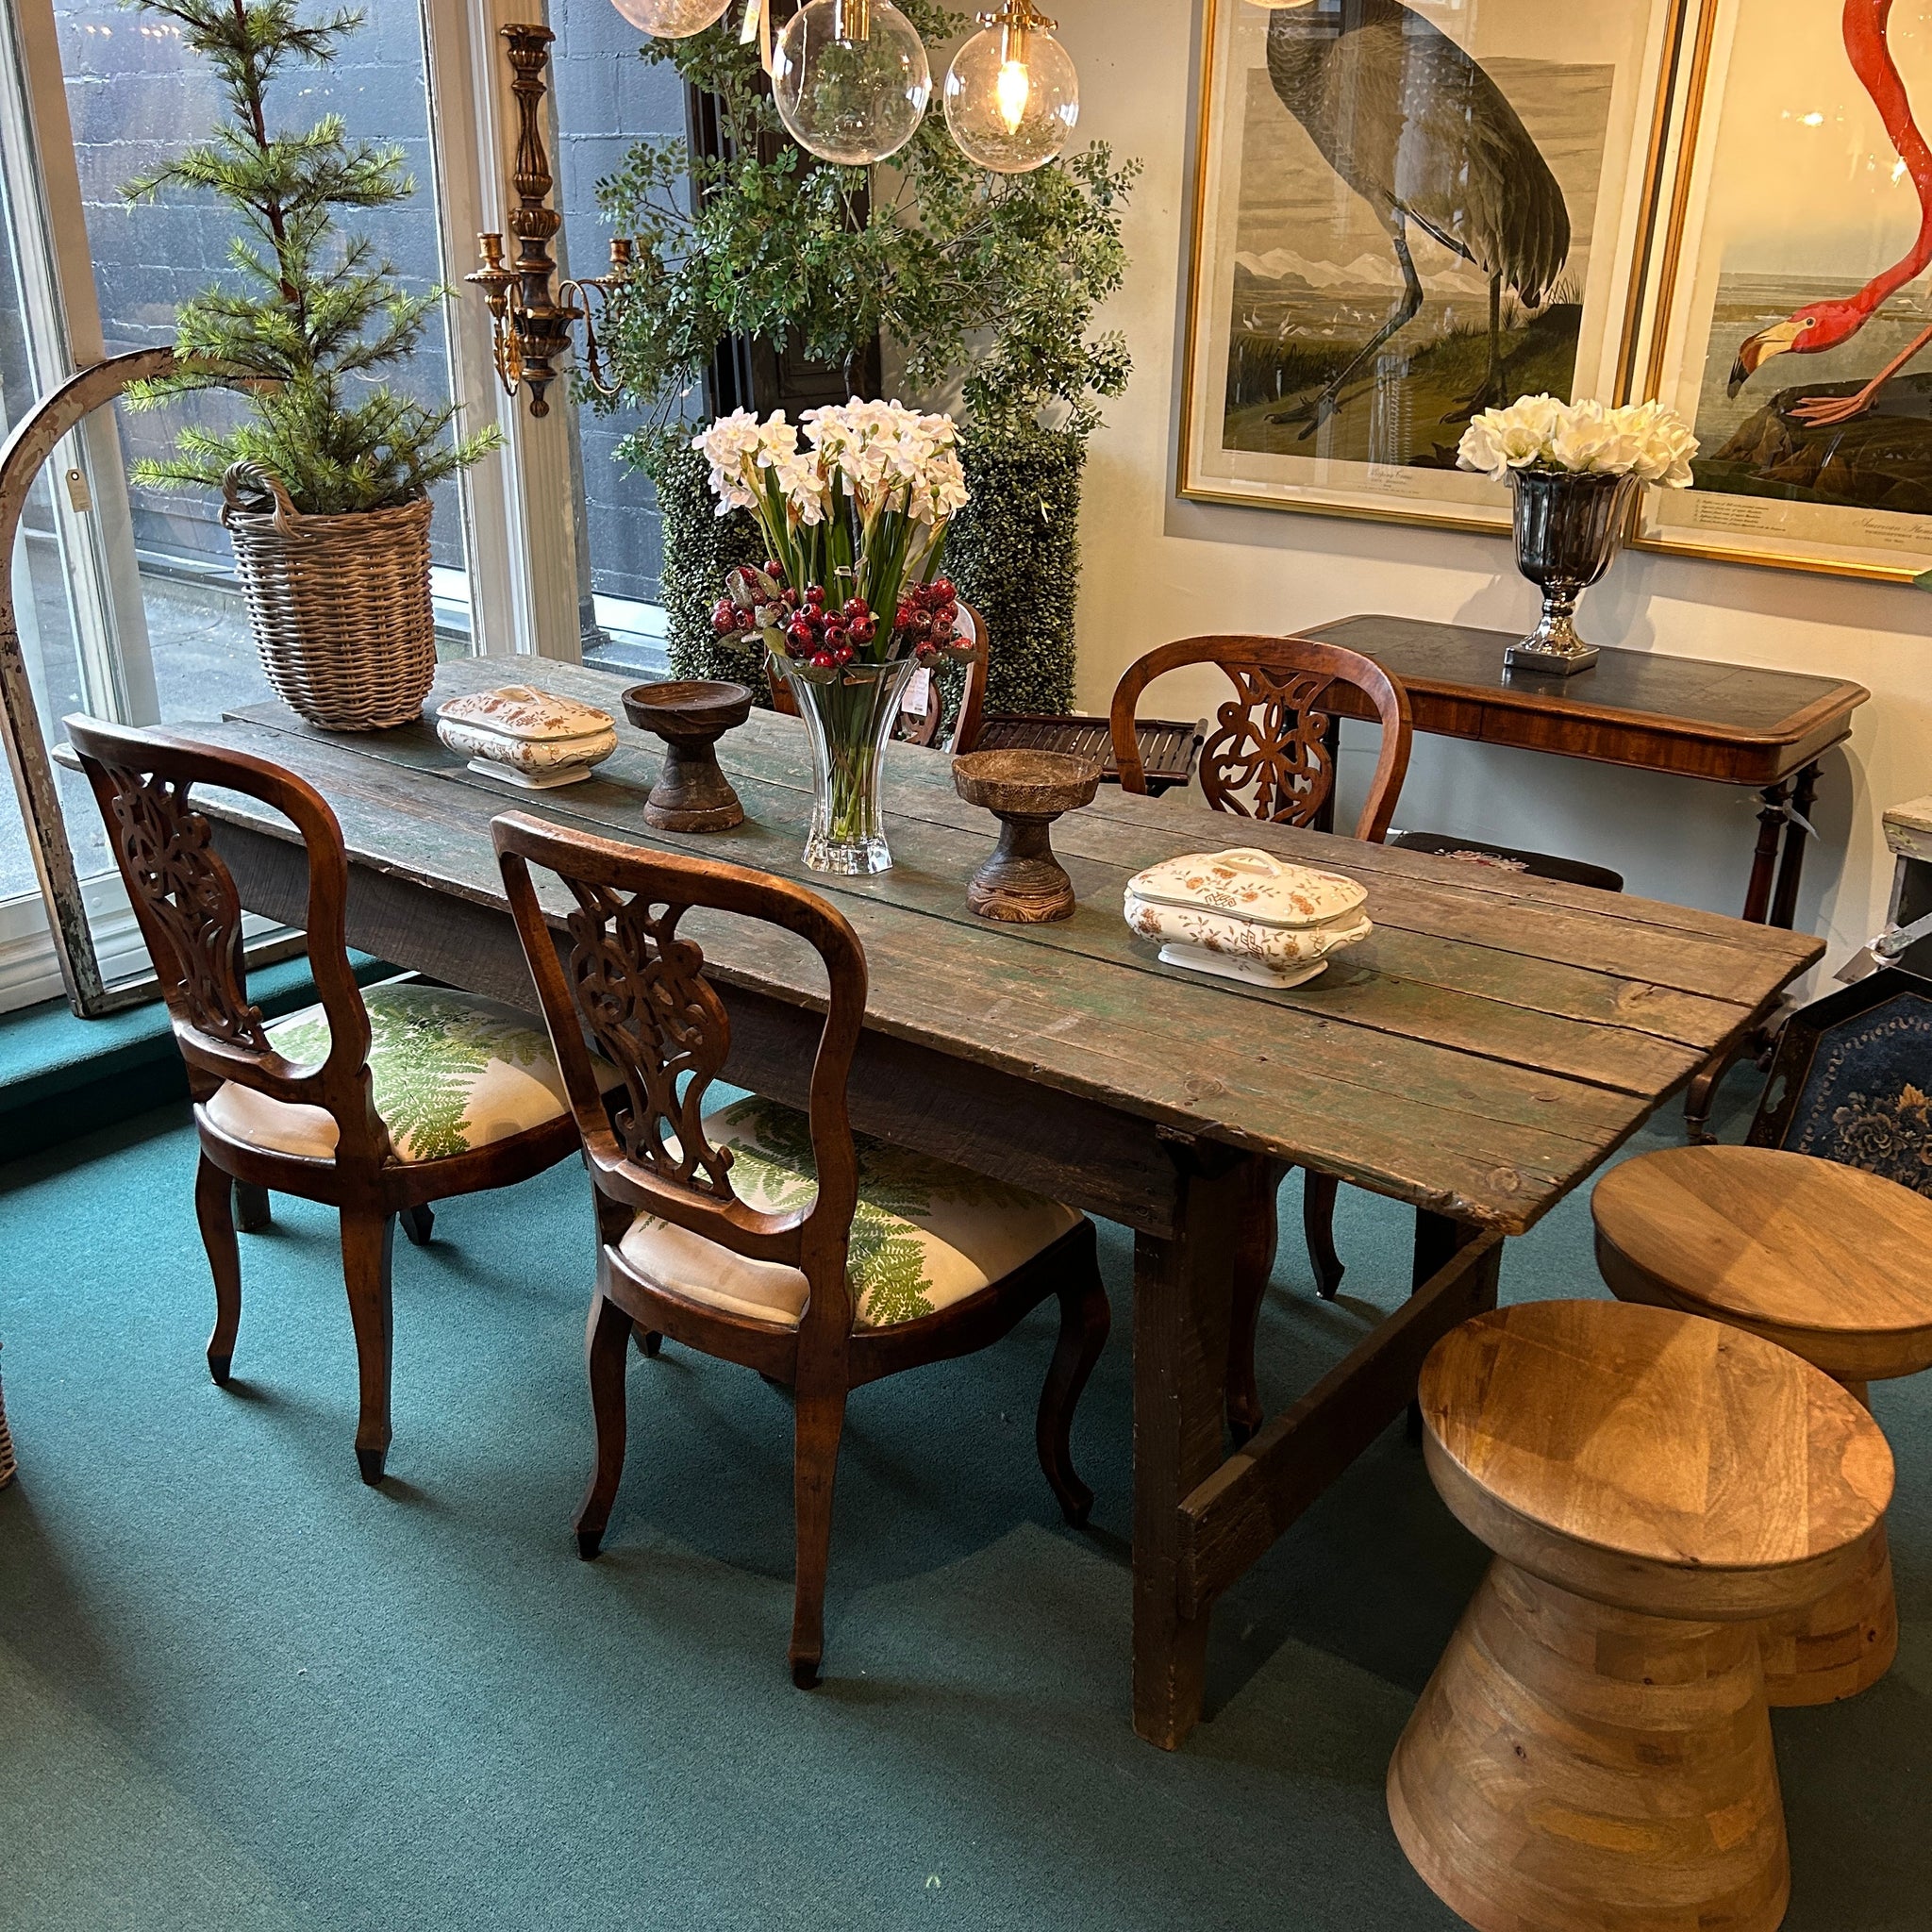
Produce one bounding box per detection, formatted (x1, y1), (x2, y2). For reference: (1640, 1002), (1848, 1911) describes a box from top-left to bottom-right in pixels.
(1056, 0), (1932, 986)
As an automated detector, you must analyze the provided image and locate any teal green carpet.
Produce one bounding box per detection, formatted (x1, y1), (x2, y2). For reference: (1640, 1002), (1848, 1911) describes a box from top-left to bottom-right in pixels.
(1, 1074), (1925, 1931)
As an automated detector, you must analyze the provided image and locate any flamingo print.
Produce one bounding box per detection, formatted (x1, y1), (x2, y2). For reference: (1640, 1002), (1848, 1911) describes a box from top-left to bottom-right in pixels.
(1730, 0), (1932, 427)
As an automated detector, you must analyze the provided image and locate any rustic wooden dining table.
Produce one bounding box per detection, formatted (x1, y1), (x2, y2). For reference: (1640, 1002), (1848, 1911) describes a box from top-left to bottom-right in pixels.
(184, 658), (1821, 1751)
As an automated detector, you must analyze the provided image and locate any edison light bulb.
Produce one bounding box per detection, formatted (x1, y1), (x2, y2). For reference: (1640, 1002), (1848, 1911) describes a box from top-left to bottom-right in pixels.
(995, 58), (1030, 132)
(610, 0), (734, 35)
(772, 0), (932, 167)
(943, 14), (1079, 174)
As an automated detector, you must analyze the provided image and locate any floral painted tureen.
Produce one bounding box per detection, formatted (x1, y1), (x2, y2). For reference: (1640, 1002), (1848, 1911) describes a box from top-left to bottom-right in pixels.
(1124, 847), (1372, 990)
(435, 686), (619, 790)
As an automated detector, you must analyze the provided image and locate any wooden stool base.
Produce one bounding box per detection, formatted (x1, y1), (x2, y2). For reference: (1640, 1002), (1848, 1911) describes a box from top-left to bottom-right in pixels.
(1388, 1560), (1790, 1932)
(1761, 1519), (1898, 1707)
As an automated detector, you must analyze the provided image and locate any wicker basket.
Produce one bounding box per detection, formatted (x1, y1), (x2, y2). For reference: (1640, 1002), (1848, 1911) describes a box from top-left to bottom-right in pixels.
(222, 460), (438, 731)
(0, 1342), (15, 1490)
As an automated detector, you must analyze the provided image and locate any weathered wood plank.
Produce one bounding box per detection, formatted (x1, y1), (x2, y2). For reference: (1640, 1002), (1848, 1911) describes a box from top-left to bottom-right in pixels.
(1174, 1228), (1507, 1617)
(194, 719), (1660, 1231)
(298, 722), (1712, 1095)
(238, 660), (1823, 971)
(225, 689), (1777, 1087)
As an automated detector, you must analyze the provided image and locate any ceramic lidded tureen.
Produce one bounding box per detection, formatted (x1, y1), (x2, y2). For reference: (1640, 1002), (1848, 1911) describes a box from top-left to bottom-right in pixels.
(1123, 847), (1372, 989)
(435, 686), (619, 790)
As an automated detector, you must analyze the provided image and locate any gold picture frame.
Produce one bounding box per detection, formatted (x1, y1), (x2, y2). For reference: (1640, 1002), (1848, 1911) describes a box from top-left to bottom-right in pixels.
(1177, 0), (1690, 537)
(1633, 0), (1932, 582)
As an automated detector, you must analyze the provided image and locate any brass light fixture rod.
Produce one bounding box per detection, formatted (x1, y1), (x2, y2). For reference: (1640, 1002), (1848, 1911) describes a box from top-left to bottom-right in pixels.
(466, 23), (632, 419)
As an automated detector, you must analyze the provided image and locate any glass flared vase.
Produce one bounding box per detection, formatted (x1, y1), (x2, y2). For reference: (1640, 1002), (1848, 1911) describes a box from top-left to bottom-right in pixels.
(771, 654), (920, 874)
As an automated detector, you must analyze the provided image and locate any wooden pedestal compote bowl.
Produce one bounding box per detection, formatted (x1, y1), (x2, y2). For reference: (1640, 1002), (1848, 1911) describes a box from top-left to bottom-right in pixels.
(623, 680), (753, 833)
(952, 750), (1100, 924)
(1389, 1299), (1894, 1932)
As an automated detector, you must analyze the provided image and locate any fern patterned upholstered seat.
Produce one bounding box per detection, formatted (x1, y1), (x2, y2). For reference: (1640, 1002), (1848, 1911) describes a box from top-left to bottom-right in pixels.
(206, 984), (579, 1164)
(618, 1098), (1081, 1330)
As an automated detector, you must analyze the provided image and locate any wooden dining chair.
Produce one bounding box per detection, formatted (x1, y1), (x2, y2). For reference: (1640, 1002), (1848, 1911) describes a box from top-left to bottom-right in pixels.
(491, 810), (1110, 1689)
(67, 717), (588, 1484)
(1108, 635), (1413, 1443)
(767, 602), (990, 754)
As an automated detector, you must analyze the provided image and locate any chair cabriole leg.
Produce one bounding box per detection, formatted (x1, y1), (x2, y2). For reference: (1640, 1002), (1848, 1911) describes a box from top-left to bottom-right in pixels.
(341, 1208), (396, 1485)
(789, 1381), (848, 1689)
(1037, 1234), (1110, 1527)
(196, 1155), (242, 1385)
(576, 1290), (632, 1559)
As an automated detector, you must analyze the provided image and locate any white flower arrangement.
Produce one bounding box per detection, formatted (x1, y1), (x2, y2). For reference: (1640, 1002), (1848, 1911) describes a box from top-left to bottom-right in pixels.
(693, 398), (974, 674)
(1456, 394), (1698, 489)
(694, 399), (969, 532)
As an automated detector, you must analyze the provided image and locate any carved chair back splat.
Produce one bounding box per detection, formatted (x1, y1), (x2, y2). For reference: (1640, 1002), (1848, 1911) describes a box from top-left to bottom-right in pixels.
(491, 808), (1111, 1690)
(1108, 634), (1412, 841)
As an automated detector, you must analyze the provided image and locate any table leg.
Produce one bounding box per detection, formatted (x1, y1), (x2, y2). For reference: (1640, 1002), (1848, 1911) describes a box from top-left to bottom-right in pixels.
(1768, 761), (1820, 931)
(1409, 1211), (1484, 1437)
(1741, 777), (1793, 924)
(1133, 1143), (1250, 1752)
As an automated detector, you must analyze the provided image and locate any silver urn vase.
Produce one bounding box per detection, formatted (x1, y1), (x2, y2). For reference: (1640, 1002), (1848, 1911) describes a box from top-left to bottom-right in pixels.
(1505, 468), (1640, 676)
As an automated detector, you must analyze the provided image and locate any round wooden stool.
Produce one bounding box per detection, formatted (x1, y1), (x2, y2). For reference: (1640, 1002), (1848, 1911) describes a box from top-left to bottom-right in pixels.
(1594, 1144), (1932, 1705)
(1388, 1299), (1891, 1932)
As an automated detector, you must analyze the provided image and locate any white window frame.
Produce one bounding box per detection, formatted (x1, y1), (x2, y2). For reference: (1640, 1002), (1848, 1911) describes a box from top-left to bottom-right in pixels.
(0, 0), (589, 1012)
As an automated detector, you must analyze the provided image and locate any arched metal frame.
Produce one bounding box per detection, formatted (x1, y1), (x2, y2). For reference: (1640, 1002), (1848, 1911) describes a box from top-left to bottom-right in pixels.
(1, 348), (302, 1017)
(0, 350), (177, 1014)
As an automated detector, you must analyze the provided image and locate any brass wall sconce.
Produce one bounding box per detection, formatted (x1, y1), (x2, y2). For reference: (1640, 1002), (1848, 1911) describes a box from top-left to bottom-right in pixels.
(465, 23), (633, 418)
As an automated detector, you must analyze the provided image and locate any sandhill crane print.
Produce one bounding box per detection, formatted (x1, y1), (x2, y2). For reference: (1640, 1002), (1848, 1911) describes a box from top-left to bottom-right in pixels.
(1219, 0), (1610, 470)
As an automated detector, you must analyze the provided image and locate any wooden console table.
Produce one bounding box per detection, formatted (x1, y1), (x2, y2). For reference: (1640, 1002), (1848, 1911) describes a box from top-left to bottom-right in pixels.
(1303, 615), (1869, 931)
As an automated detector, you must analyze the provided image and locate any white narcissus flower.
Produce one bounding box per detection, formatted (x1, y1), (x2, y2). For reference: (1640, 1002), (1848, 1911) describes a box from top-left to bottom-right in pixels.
(694, 408), (794, 515)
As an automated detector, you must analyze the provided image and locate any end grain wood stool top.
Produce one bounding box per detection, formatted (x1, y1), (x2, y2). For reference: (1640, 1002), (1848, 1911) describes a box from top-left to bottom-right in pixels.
(1593, 1144), (1932, 1704)
(1388, 1299), (1893, 1932)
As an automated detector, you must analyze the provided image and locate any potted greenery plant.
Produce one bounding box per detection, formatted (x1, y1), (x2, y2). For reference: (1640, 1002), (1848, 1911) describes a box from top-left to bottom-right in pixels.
(124, 1), (498, 731)
(592, 4), (1136, 719)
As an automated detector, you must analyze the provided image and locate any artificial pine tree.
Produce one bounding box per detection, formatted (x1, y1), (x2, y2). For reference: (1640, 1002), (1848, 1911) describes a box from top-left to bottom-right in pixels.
(123, 0), (495, 516)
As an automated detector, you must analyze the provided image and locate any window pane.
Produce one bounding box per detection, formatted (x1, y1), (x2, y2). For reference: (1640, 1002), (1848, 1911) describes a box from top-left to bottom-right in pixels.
(0, 129), (110, 902)
(550, 0), (690, 671)
(53, 0), (475, 719)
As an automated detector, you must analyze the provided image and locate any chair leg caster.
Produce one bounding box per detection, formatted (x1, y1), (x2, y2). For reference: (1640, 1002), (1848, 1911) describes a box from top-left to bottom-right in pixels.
(575, 1528), (603, 1561)
(208, 1352), (232, 1387)
(791, 1657), (822, 1690)
(356, 1446), (388, 1485)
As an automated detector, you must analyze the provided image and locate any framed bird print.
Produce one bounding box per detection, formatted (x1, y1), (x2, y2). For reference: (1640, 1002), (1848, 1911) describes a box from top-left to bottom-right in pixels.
(1179, 0), (1690, 534)
(1634, 0), (1932, 580)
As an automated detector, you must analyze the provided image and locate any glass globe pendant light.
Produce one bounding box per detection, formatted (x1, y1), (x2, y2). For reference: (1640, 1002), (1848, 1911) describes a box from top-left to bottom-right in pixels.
(772, 0), (932, 166)
(609, 0), (735, 35)
(943, 2), (1079, 175)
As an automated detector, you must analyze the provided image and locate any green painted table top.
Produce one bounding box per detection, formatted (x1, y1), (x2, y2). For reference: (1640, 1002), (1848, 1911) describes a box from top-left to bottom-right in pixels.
(198, 657), (1821, 1234)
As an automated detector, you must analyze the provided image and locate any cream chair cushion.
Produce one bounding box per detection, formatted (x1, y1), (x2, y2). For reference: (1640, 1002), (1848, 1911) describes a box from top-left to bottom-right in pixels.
(204, 983), (577, 1164)
(616, 1097), (1082, 1330)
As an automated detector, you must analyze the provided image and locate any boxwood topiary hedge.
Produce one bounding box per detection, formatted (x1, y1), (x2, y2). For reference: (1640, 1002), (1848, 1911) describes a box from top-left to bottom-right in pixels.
(649, 438), (770, 693)
(946, 424), (1086, 719)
